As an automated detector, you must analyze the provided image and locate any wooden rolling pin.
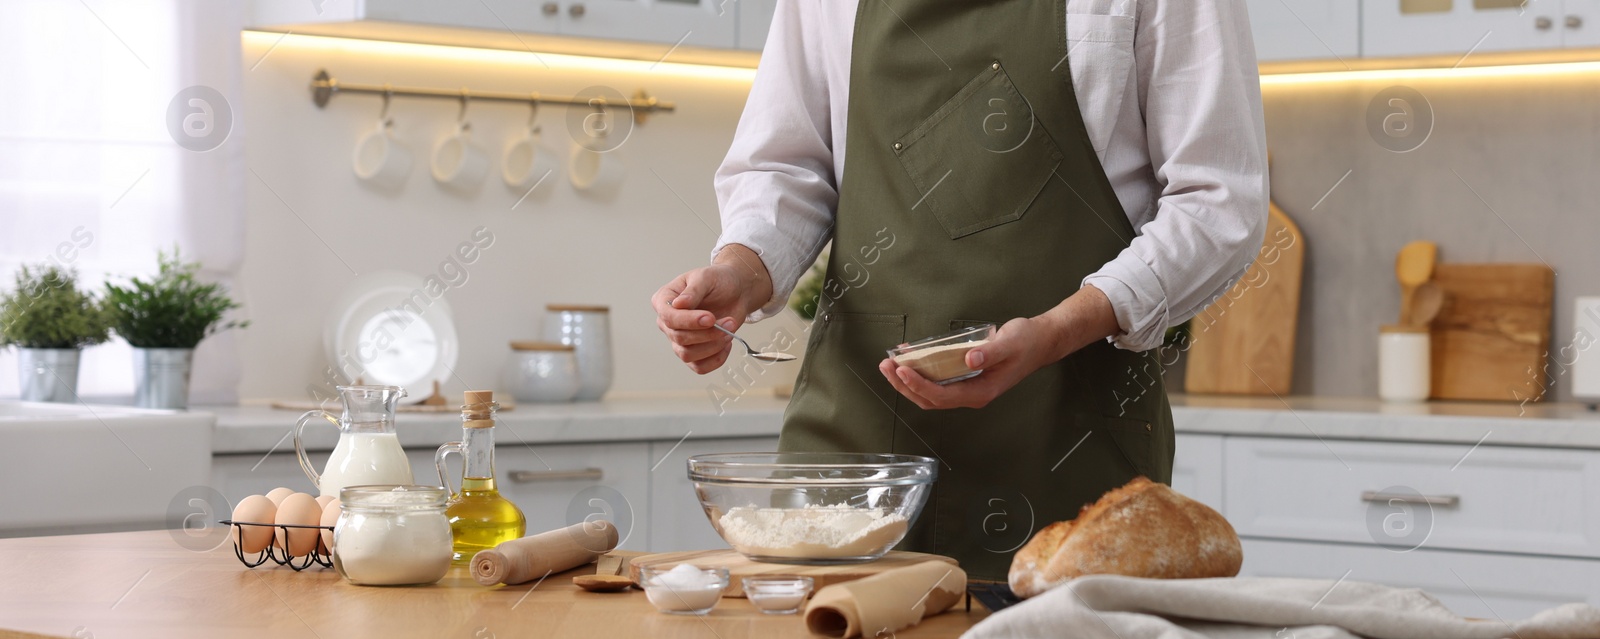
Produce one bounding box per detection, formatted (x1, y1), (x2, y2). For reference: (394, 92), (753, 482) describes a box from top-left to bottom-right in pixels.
(472, 521), (620, 586)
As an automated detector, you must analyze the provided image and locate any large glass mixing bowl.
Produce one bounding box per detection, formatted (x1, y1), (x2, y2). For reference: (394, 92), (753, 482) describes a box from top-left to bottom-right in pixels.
(687, 452), (937, 565)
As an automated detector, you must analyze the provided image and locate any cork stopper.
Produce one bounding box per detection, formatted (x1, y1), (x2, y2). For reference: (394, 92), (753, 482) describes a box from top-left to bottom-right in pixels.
(463, 390), (497, 428)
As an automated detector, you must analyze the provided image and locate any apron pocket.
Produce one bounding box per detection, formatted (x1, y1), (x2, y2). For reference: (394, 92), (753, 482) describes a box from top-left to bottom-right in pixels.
(894, 63), (1065, 240)
(1101, 415), (1158, 479)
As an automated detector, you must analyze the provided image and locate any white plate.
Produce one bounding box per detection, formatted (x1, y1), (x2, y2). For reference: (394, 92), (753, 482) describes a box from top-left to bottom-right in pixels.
(323, 271), (458, 404)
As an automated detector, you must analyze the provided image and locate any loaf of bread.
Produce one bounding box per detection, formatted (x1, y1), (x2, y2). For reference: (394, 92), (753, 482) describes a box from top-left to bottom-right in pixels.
(1008, 477), (1242, 598)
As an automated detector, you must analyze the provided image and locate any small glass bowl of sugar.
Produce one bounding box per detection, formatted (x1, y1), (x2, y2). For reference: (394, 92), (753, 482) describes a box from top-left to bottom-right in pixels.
(640, 564), (729, 615)
(743, 576), (814, 615)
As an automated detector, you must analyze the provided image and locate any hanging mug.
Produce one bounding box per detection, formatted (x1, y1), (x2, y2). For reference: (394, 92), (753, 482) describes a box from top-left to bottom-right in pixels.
(352, 118), (412, 189)
(432, 122), (489, 192)
(503, 127), (557, 191)
(568, 140), (624, 193)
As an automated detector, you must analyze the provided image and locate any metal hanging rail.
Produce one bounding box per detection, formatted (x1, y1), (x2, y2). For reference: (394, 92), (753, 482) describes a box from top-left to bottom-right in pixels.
(309, 69), (676, 124)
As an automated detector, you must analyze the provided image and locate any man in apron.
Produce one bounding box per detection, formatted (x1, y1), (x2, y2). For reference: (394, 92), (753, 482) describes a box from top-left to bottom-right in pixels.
(654, 0), (1267, 580)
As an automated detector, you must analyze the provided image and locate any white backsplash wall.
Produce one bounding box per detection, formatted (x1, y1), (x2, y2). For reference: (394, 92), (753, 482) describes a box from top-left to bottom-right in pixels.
(237, 33), (805, 404)
(1257, 70), (1600, 403)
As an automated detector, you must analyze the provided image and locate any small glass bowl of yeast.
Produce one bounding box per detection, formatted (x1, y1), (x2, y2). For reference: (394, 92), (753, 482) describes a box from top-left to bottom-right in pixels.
(886, 323), (996, 384)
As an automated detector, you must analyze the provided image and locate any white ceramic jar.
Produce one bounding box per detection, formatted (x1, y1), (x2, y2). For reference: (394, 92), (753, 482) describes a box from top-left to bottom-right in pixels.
(542, 304), (612, 401)
(1379, 325), (1431, 402)
(332, 485), (453, 586)
(503, 341), (580, 403)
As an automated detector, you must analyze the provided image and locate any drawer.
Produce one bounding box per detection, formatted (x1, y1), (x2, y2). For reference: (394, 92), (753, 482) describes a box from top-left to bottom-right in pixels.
(1172, 433), (1224, 512)
(648, 436), (781, 552)
(1225, 438), (1600, 558)
(422, 441), (652, 551)
(1240, 538), (1600, 621)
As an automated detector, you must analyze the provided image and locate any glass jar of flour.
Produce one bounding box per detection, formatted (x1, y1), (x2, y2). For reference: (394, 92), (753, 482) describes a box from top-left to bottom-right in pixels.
(332, 485), (453, 586)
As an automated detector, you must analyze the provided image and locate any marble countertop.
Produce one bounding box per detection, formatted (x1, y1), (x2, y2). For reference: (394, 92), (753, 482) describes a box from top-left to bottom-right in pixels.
(204, 393), (789, 454)
(199, 392), (1600, 454)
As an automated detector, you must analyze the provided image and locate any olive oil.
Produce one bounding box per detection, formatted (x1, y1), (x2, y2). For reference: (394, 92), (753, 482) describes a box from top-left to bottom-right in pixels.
(437, 390), (527, 564)
(446, 476), (525, 563)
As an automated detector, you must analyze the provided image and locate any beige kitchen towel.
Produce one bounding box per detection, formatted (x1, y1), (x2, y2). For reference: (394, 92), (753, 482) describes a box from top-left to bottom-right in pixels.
(805, 561), (967, 638)
(963, 575), (1600, 639)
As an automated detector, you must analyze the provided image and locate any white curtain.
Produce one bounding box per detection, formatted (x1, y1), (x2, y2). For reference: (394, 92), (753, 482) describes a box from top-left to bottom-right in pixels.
(0, 0), (246, 403)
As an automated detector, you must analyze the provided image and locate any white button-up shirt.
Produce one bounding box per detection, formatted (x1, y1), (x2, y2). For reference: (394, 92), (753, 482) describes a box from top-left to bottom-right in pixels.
(712, 0), (1269, 351)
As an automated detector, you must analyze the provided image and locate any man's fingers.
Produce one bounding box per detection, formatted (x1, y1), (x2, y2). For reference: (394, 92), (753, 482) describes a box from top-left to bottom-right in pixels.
(674, 339), (731, 363)
(663, 324), (730, 347)
(880, 359), (934, 409)
(687, 346), (732, 375)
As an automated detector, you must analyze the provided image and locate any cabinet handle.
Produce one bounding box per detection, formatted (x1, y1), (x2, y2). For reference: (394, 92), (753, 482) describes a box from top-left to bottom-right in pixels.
(542, 2), (559, 15)
(509, 468), (604, 483)
(1567, 15), (1584, 28)
(1536, 16), (1554, 29)
(569, 2), (586, 17)
(1360, 490), (1459, 507)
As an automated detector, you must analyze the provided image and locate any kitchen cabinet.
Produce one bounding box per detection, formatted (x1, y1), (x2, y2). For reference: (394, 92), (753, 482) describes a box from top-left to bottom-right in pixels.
(1171, 433), (1224, 511)
(1245, 0), (1361, 61)
(647, 436), (781, 551)
(1241, 538), (1600, 620)
(1360, 0), (1598, 57)
(213, 441), (653, 551)
(467, 442), (653, 551)
(248, 0), (736, 49)
(1223, 437), (1600, 559)
(736, 0), (776, 51)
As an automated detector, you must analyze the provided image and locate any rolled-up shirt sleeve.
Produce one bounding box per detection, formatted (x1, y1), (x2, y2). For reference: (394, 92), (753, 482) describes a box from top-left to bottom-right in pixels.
(1082, 0), (1269, 351)
(711, 0), (838, 322)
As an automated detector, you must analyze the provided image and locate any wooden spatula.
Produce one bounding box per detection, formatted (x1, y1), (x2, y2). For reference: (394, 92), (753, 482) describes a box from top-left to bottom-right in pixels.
(1397, 241), (1438, 324)
(1410, 282), (1445, 327)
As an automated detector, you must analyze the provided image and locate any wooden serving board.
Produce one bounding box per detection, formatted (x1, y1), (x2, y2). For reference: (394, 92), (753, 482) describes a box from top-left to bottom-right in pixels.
(628, 549), (958, 598)
(1429, 263), (1555, 402)
(1185, 201), (1306, 396)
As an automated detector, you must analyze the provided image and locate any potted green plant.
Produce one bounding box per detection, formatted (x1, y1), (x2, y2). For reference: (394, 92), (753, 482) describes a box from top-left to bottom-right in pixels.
(0, 264), (112, 402)
(104, 250), (248, 409)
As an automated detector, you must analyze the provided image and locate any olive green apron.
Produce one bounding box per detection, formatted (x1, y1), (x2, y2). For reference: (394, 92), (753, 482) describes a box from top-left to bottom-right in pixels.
(779, 0), (1175, 581)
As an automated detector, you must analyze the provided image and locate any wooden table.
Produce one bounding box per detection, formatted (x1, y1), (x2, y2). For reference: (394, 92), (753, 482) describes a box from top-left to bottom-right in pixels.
(0, 530), (989, 639)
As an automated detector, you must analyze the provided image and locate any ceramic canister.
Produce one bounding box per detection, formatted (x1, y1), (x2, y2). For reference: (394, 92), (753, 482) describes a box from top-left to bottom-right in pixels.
(541, 305), (612, 401)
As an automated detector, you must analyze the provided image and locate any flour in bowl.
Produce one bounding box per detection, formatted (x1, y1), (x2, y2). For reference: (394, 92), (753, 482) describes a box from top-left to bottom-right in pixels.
(717, 504), (910, 558)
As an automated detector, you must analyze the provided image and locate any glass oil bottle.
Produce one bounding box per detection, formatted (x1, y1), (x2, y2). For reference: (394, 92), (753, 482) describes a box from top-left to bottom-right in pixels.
(436, 390), (526, 563)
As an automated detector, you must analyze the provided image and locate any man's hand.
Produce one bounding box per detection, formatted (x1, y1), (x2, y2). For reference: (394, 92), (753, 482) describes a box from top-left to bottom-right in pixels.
(652, 244), (775, 374)
(879, 285), (1121, 409)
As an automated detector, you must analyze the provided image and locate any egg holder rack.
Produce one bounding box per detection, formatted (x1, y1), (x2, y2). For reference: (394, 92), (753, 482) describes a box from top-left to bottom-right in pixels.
(219, 519), (335, 571)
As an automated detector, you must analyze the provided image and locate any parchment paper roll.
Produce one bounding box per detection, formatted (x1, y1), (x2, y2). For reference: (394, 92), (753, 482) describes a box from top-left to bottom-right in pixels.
(471, 520), (619, 586)
(804, 561), (968, 638)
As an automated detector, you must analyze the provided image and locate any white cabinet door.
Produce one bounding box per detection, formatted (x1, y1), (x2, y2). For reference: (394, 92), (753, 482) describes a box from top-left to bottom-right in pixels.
(1245, 0), (1360, 61)
(441, 442), (653, 551)
(736, 0), (777, 51)
(1560, 0), (1600, 46)
(1225, 437), (1600, 559)
(561, 0), (738, 48)
(1363, 0), (1562, 57)
(1172, 433), (1224, 511)
(647, 436), (781, 552)
(1240, 538), (1600, 621)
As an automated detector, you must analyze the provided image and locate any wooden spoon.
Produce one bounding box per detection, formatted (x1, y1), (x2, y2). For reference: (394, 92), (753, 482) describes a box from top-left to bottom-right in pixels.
(1396, 241), (1438, 324)
(574, 554), (633, 593)
(1410, 282), (1445, 327)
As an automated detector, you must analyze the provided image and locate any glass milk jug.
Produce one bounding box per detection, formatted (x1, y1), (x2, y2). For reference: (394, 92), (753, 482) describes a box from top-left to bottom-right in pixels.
(295, 385), (414, 497)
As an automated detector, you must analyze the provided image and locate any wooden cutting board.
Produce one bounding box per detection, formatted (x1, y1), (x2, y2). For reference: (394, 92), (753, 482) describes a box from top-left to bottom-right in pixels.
(1185, 201), (1306, 396)
(628, 549), (957, 598)
(1429, 263), (1555, 402)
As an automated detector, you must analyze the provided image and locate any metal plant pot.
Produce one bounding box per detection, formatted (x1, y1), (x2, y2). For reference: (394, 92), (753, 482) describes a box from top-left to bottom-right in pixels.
(133, 347), (194, 409)
(17, 348), (81, 403)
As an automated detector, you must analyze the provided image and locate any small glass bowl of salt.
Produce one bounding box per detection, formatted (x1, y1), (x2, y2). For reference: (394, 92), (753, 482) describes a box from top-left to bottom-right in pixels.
(743, 576), (814, 615)
(640, 564), (729, 615)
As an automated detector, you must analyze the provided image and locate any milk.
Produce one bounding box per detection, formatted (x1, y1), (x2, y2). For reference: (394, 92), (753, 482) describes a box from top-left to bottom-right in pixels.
(319, 432), (413, 497)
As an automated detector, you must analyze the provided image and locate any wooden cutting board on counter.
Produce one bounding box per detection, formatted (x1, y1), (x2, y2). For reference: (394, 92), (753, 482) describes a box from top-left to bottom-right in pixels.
(629, 549), (957, 598)
(1429, 263), (1555, 402)
(1185, 201), (1306, 396)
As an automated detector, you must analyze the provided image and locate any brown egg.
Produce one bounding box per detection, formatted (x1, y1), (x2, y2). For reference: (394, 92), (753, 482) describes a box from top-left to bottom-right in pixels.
(274, 493), (322, 557)
(265, 487), (295, 506)
(230, 495), (277, 554)
(315, 495), (336, 511)
(319, 498), (341, 554)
